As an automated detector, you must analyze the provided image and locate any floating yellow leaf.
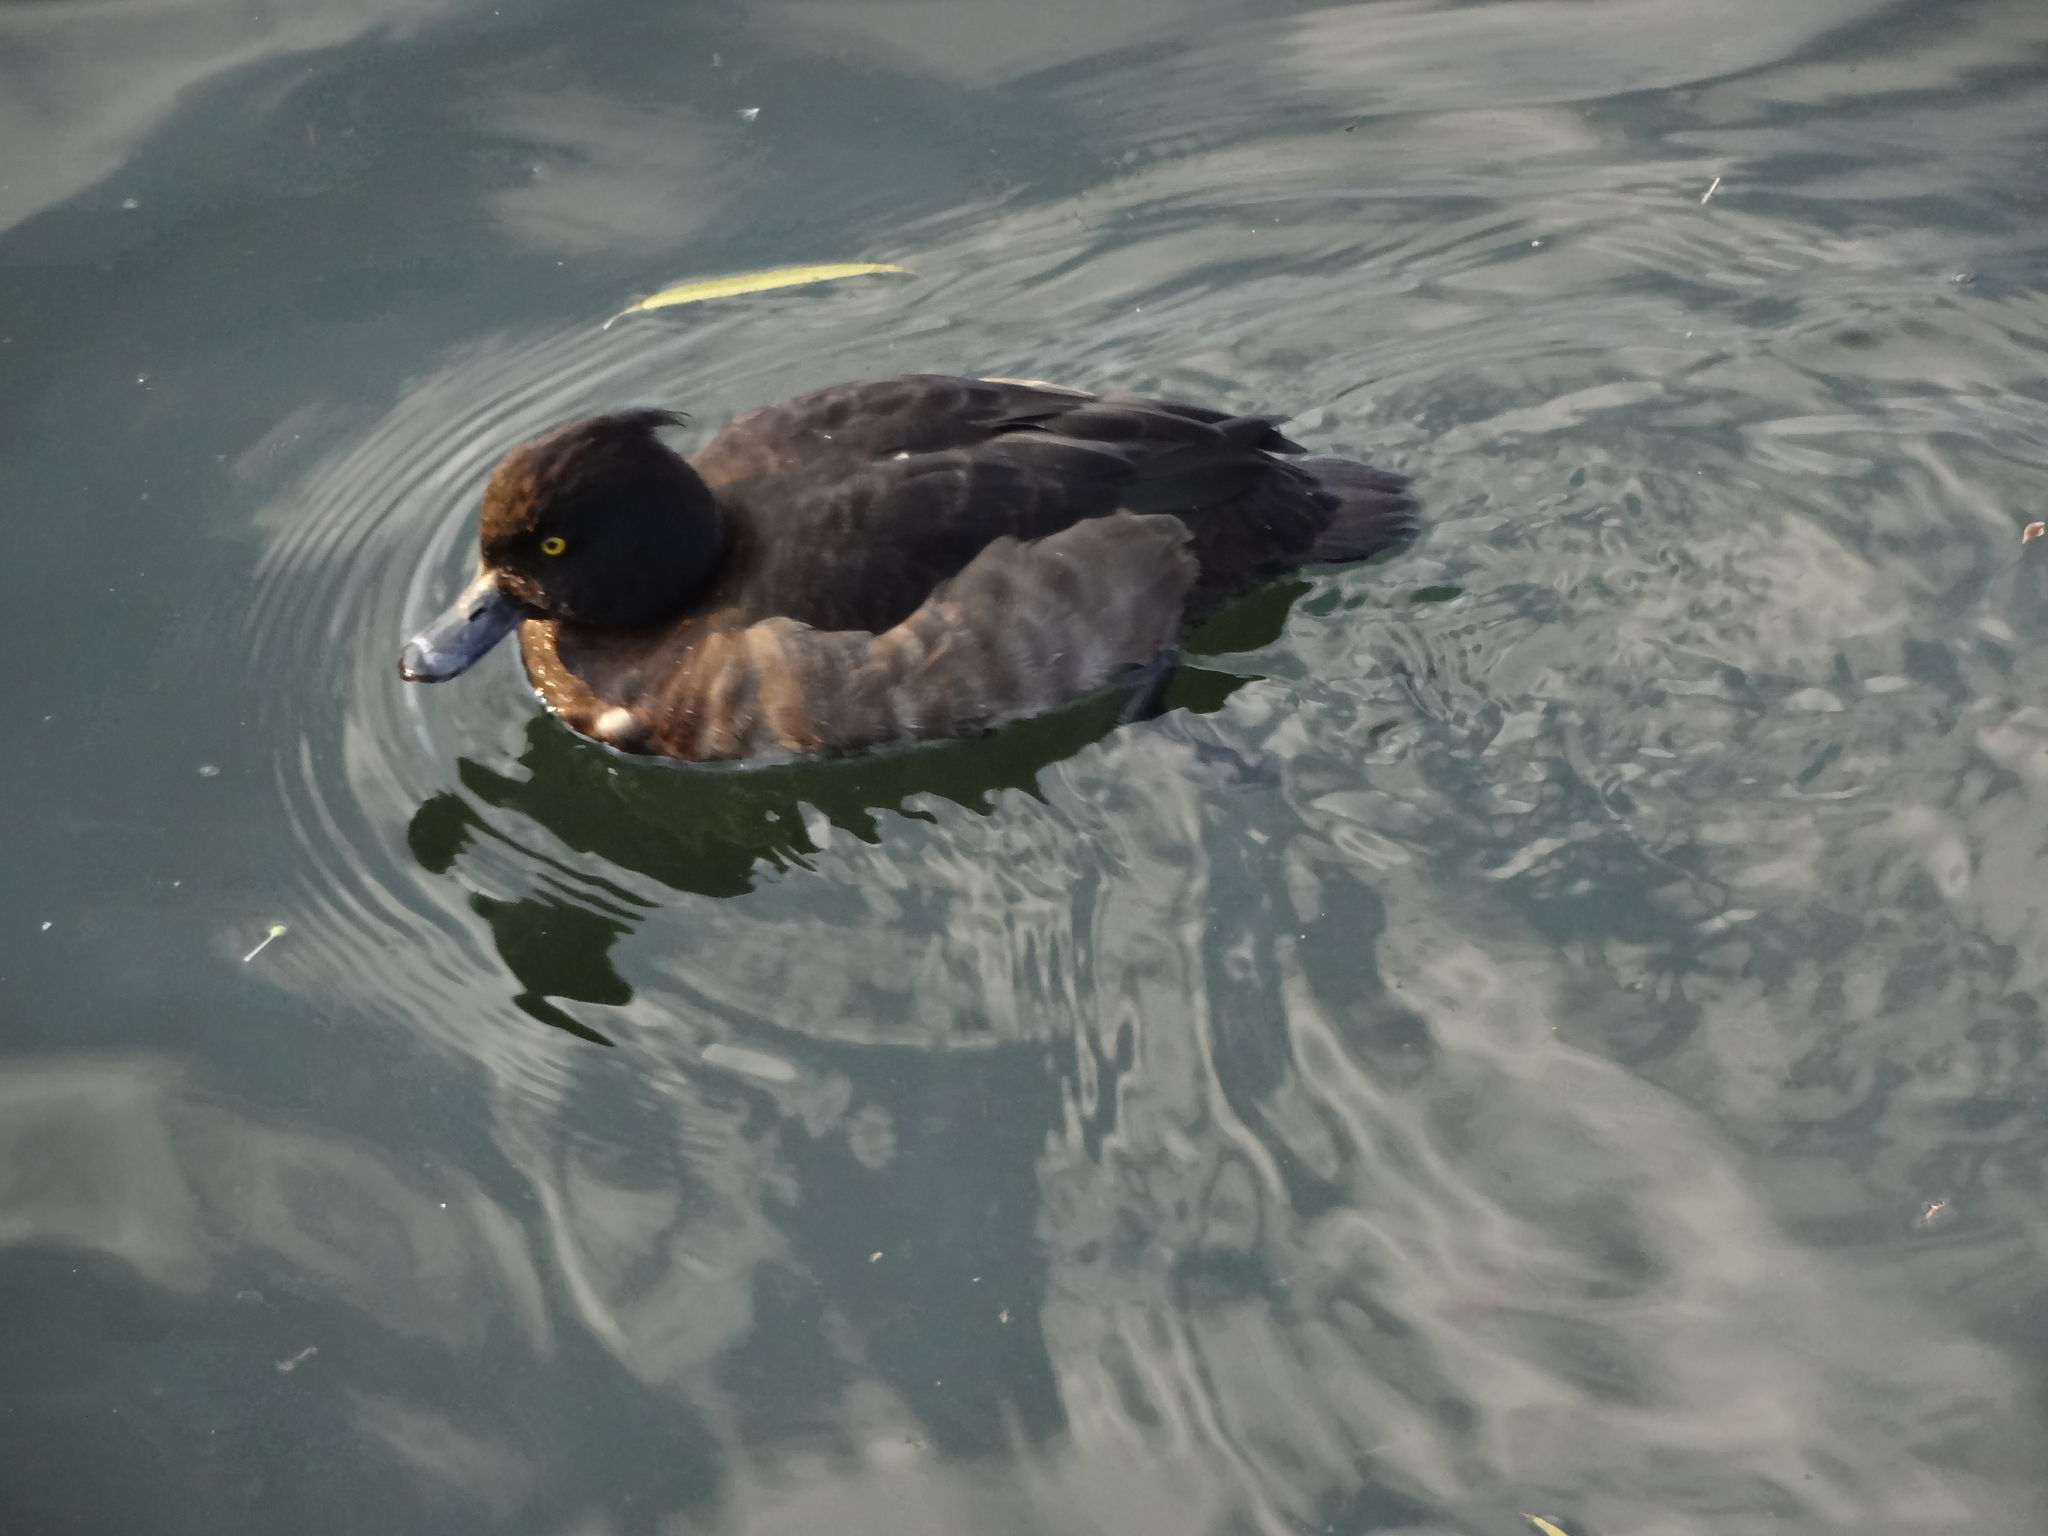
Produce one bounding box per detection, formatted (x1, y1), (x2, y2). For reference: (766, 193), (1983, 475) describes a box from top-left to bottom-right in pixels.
(1520, 1515), (1571, 1536)
(603, 262), (911, 328)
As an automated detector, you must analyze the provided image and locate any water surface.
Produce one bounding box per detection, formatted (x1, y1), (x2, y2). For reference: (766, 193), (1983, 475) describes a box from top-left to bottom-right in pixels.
(6, 1), (2048, 1532)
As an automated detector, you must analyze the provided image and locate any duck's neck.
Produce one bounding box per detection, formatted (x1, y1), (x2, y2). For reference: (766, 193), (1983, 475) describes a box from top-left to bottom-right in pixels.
(596, 456), (728, 630)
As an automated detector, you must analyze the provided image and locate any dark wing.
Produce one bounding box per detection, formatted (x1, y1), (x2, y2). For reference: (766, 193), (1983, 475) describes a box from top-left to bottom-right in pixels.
(534, 512), (1198, 761)
(694, 375), (1324, 632)
(688, 375), (1101, 484)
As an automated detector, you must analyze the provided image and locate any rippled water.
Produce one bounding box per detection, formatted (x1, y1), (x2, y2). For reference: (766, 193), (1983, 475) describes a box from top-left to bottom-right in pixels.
(7, 1), (2048, 1532)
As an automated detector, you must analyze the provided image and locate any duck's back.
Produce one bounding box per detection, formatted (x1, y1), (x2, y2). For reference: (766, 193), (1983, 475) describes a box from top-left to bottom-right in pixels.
(687, 375), (1406, 631)
(527, 375), (1413, 760)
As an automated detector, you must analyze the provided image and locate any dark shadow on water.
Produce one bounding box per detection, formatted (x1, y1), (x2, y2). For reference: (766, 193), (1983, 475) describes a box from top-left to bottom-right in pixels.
(407, 660), (1267, 1041)
(470, 891), (636, 1045)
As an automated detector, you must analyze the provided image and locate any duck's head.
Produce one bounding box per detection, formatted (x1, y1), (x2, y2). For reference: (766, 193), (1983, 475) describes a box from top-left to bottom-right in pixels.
(399, 409), (721, 683)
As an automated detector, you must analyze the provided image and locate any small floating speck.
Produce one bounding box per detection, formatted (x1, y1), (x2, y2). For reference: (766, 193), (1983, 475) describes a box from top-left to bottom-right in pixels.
(1521, 1517), (1572, 1536)
(1700, 175), (1722, 204)
(869, 1251), (883, 1263)
(738, 106), (760, 122)
(40, 921), (51, 931)
(198, 764), (220, 777)
(701, 1041), (798, 1082)
(1784, 687), (1844, 713)
(2022, 521), (2044, 545)
(275, 1346), (318, 1374)
(242, 923), (288, 963)
(121, 198), (139, 210)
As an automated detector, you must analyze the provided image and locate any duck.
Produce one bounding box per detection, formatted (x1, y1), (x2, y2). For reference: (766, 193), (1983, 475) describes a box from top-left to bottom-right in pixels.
(399, 373), (1414, 762)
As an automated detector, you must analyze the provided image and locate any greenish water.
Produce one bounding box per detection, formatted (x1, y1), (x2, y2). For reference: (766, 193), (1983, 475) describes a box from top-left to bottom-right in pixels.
(6, 2), (2048, 1532)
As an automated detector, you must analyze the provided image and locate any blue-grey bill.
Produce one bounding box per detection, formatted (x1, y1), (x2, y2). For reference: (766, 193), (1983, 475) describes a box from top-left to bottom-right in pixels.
(399, 569), (523, 682)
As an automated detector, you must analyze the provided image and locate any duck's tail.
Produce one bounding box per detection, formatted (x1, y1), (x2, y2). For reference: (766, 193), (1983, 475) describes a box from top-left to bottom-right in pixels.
(1298, 457), (1418, 564)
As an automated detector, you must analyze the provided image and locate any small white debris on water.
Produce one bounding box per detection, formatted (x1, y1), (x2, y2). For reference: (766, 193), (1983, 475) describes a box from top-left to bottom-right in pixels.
(739, 107), (760, 122)
(701, 1042), (799, 1082)
(1701, 175), (1722, 204)
(1700, 909), (1757, 934)
(198, 764), (220, 777)
(1785, 687), (1844, 713)
(242, 924), (288, 963)
(40, 922), (51, 931)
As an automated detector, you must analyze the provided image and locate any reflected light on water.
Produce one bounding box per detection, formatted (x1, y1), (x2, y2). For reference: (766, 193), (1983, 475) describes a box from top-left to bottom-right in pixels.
(6, 0), (2048, 1531)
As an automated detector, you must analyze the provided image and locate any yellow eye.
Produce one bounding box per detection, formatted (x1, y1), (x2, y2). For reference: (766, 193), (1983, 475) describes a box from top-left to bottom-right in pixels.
(540, 536), (567, 556)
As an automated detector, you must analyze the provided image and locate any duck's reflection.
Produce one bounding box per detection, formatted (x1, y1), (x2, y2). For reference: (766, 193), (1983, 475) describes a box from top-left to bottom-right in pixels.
(407, 650), (1268, 1038)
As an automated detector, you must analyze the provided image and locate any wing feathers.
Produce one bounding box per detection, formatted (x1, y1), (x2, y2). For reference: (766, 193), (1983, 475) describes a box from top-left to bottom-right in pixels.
(610, 512), (1196, 760)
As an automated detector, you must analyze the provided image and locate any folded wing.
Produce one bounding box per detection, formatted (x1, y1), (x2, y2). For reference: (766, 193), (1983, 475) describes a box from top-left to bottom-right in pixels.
(538, 511), (1197, 760)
